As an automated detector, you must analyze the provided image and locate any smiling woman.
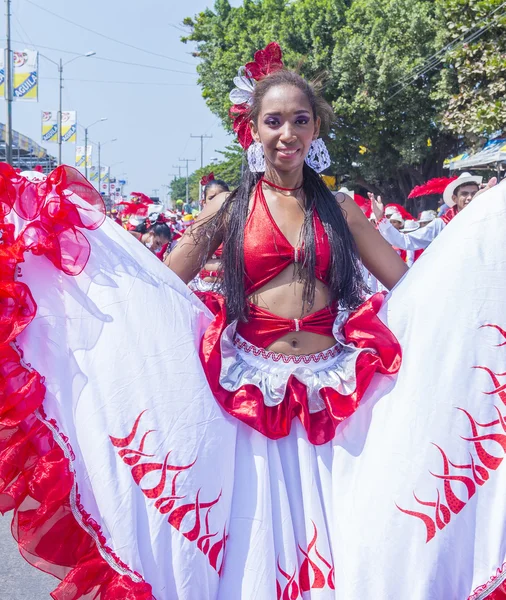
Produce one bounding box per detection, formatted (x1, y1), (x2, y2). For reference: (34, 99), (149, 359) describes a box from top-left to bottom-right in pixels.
(3, 43), (506, 600)
(166, 43), (406, 443)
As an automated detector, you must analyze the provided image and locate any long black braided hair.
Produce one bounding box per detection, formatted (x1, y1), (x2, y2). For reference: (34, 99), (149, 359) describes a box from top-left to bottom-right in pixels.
(194, 69), (366, 323)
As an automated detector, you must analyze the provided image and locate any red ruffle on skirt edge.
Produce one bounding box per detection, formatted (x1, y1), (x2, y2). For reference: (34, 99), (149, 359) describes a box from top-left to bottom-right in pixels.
(0, 165), (153, 599)
(198, 292), (402, 445)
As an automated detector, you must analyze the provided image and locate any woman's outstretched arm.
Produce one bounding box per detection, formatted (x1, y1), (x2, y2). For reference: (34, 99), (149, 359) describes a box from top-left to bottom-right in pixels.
(336, 192), (408, 290)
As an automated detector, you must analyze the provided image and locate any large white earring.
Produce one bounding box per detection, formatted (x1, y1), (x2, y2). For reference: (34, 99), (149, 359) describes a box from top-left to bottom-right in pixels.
(305, 138), (331, 173)
(247, 142), (265, 173)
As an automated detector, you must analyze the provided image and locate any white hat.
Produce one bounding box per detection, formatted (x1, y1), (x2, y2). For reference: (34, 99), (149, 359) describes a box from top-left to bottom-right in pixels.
(385, 206), (398, 218)
(389, 212), (404, 224)
(337, 187), (355, 199)
(443, 172), (483, 207)
(401, 219), (420, 233)
(418, 210), (436, 223)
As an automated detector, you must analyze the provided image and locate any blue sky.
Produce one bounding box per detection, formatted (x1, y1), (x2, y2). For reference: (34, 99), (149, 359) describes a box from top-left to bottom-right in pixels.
(2, 0), (241, 196)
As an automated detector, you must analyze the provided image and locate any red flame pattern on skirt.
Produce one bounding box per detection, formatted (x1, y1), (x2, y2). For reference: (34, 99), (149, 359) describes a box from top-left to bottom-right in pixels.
(110, 410), (227, 575)
(397, 324), (506, 544)
(276, 521), (335, 599)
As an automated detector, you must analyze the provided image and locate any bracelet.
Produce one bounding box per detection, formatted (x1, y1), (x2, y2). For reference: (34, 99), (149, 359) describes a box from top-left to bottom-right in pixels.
(378, 216), (388, 225)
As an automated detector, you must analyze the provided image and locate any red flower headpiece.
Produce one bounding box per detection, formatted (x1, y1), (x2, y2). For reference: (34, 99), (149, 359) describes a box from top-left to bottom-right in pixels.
(229, 42), (284, 149)
(145, 213), (169, 229)
(408, 177), (458, 199)
(200, 172), (215, 187)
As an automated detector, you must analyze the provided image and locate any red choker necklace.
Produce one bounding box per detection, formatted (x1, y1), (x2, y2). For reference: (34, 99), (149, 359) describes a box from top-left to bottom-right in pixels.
(261, 177), (304, 192)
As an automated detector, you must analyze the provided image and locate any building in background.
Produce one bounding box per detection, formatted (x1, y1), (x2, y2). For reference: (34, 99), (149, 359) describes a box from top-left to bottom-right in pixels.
(0, 122), (56, 171)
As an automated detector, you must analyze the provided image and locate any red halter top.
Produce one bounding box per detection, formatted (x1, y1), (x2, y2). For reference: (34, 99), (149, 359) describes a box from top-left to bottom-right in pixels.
(236, 182), (337, 348)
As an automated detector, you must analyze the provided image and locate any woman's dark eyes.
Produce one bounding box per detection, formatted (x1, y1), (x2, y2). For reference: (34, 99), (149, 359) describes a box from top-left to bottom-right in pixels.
(264, 118), (309, 126)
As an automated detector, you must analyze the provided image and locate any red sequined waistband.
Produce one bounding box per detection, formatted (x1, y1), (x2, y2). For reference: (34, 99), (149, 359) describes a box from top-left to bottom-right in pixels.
(236, 303), (338, 349)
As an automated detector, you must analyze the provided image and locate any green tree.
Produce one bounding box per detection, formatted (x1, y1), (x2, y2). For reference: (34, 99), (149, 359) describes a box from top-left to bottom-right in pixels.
(183, 0), (348, 127)
(169, 176), (188, 204)
(183, 0), (461, 201)
(329, 0), (458, 199)
(436, 0), (506, 139)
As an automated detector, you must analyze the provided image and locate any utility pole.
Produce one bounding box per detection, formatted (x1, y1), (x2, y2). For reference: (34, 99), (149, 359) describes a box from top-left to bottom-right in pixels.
(97, 141), (101, 194)
(40, 51), (96, 166)
(191, 133), (213, 170)
(84, 128), (89, 180)
(172, 164), (182, 179)
(5, 0), (13, 165)
(83, 118), (107, 180)
(178, 157), (195, 206)
(58, 59), (63, 165)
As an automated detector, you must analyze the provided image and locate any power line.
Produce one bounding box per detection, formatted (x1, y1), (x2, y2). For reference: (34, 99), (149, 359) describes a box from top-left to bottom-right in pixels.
(13, 12), (34, 46)
(169, 23), (189, 33)
(92, 56), (195, 76)
(5, 38), (196, 75)
(178, 158), (196, 203)
(391, 0), (506, 91)
(22, 0), (196, 66)
(386, 7), (506, 102)
(41, 76), (197, 87)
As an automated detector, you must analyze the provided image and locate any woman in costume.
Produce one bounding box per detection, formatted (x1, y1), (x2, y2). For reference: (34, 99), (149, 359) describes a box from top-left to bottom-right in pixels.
(130, 213), (172, 257)
(1, 43), (506, 600)
(190, 175), (230, 292)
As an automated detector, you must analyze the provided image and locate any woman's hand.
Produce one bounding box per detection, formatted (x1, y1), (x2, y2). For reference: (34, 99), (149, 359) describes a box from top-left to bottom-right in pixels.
(368, 192), (385, 221)
(474, 177), (498, 200)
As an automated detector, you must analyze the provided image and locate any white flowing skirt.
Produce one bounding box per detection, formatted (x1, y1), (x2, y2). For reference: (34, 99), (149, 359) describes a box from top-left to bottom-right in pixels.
(6, 180), (506, 599)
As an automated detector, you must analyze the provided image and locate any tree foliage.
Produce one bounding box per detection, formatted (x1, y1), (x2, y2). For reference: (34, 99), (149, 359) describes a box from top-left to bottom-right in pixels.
(182, 0), (503, 201)
(436, 0), (506, 139)
(183, 0), (460, 200)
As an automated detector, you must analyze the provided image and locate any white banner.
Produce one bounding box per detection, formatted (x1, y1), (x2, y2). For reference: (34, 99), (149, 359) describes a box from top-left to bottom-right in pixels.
(41, 110), (58, 143)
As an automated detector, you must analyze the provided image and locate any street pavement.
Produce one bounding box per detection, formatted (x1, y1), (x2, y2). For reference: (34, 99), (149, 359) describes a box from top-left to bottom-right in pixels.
(0, 515), (56, 599)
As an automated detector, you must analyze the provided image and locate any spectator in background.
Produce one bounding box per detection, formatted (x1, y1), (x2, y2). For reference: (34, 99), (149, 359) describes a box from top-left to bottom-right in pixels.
(372, 173), (494, 251)
(389, 212), (405, 230)
(130, 215), (172, 257)
(183, 199), (193, 215)
(418, 210), (437, 228)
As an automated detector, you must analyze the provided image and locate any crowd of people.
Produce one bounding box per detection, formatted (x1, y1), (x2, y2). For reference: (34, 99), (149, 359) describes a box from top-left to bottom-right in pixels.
(115, 168), (493, 296)
(1, 40), (505, 600)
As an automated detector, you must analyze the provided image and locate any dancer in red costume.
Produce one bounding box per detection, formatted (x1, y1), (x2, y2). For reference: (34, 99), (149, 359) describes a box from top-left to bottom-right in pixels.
(190, 175), (230, 292)
(130, 213), (172, 257)
(1, 43), (506, 600)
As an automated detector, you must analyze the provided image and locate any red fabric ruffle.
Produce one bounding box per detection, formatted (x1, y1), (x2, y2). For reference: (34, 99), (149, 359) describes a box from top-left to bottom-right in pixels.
(487, 583), (506, 599)
(199, 292), (402, 445)
(0, 166), (153, 599)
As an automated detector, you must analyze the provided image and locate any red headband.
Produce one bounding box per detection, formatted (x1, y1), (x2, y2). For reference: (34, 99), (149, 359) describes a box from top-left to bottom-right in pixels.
(229, 42), (284, 149)
(200, 172), (215, 187)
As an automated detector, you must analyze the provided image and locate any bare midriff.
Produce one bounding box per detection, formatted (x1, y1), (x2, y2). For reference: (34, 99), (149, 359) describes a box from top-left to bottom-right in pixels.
(247, 266), (336, 355)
